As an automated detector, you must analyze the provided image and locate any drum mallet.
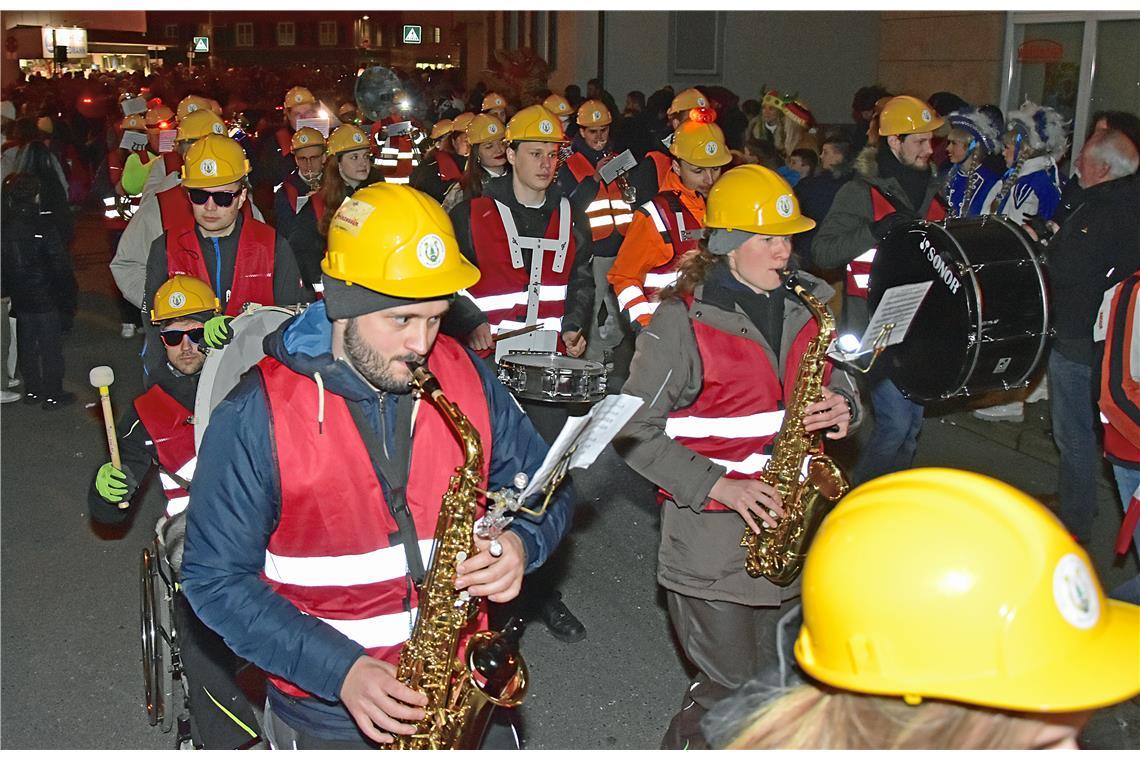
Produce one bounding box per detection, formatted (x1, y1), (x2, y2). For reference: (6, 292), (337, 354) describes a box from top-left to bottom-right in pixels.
(89, 366), (128, 510)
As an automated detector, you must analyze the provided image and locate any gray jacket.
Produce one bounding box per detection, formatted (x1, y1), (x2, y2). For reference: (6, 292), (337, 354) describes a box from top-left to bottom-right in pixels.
(614, 270), (860, 606)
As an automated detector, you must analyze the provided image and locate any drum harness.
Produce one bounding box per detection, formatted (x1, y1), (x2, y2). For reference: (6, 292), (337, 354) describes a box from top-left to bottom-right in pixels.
(493, 197), (571, 327)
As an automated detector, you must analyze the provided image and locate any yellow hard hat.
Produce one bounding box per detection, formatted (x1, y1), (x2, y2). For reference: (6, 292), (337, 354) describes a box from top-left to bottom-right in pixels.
(705, 165), (815, 236)
(481, 92), (507, 112)
(576, 99), (612, 128)
(284, 86), (317, 110)
(451, 111), (476, 134)
(150, 275), (221, 323)
(506, 105), (564, 143)
(543, 94), (573, 117)
(120, 114), (147, 133)
(145, 104), (175, 131)
(176, 95), (213, 121)
(669, 120), (731, 168)
(668, 88), (708, 116)
(466, 114), (506, 145)
(327, 124), (369, 156)
(322, 184), (480, 299)
(795, 468), (1140, 713)
(181, 135), (250, 188)
(878, 95), (945, 136)
(429, 119), (454, 140)
(290, 126), (327, 152)
(176, 109), (226, 143)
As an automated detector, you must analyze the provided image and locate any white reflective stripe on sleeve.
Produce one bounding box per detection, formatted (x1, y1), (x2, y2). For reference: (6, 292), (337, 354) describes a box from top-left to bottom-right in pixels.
(386, 176), (410, 184)
(613, 213), (634, 225)
(628, 301), (657, 321)
(493, 317), (563, 334)
(471, 286), (567, 313)
(586, 199), (612, 213)
(1100, 412), (1110, 424)
(710, 453), (772, 475)
(665, 410), (785, 440)
(642, 200), (668, 232)
(644, 271), (679, 289)
(165, 496), (190, 517)
(317, 608), (417, 649)
(616, 286), (646, 310)
(273, 183), (284, 193)
(264, 538), (434, 587)
(312, 281), (325, 293)
(852, 248), (877, 264)
(853, 274), (870, 289)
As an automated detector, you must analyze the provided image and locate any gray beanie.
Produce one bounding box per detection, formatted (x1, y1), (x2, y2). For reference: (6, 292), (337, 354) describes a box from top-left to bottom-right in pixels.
(707, 228), (756, 255)
(322, 275), (450, 320)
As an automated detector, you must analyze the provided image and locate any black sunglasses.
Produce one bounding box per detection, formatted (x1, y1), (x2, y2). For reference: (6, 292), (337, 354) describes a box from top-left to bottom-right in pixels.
(160, 327), (205, 346)
(187, 188), (242, 207)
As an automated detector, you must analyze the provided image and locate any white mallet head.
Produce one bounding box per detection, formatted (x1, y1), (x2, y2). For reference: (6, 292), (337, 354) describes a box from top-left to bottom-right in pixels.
(89, 366), (116, 388)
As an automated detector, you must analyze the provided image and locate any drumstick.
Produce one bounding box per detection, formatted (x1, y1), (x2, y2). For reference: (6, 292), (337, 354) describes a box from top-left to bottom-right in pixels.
(89, 366), (128, 510)
(492, 324), (542, 343)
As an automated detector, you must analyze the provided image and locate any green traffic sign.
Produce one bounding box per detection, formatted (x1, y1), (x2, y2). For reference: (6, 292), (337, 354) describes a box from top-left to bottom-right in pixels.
(402, 25), (422, 44)
(192, 36), (209, 53)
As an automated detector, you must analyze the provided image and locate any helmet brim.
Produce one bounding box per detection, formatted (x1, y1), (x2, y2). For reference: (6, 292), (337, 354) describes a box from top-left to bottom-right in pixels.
(719, 216), (817, 237)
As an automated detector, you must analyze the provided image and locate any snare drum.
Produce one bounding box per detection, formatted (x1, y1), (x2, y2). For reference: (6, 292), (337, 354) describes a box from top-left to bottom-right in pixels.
(868, 216), (1050, 402)
(497, 352), (608, 403)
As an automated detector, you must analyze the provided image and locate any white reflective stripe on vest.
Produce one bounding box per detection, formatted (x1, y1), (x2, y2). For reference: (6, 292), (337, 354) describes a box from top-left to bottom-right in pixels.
(166, 495), (190, 516)
(378, 159), (399, 167)
(628, 301), (657, 321)
(493, 317), (563, 334)
(611, 199), (632, 211)
(613, 213), (634, 226)
(853, 274), (870, 289)
(644, 271), (680, 289)
(470, 285), (567, 313)
(103, 196), (116, 207)
(710, 452), (811, 477)
(1100, 412), (1110, 424)
(586, 199), (612, 213)
(396, 151), (415, 159)
(589, 214), (616, 228)
(643, 199), (668, 232)
(265, 538), (434, 587)
(852, 248), (877, 264)
(104, 209), (120, 219)
(616, 285), (646, 310)
(318, 607), (418, 649)
(386, 176), (410, 184)
(665, 410), (785, 440)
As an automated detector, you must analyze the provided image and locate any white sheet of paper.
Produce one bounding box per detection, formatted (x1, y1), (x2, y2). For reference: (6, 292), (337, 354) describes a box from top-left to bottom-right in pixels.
(119, 131), (149, 151)
(598, 149), (637, 184)
(829, 282), (932, 363)
(295, 118), (331, 138)
(121, 97), (147, 116)
(158, 129), (177, 153)
(384, 120), (414, 137)
(519, 393), (643, 501)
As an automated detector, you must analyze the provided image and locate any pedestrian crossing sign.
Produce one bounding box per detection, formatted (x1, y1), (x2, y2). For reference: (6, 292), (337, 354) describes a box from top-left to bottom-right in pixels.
(193, 36), (209, 53)
(403, 25), (421, 44)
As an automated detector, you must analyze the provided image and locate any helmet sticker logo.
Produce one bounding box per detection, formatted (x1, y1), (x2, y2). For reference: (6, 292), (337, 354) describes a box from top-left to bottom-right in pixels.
(417, 234), (446, 269)
(1053, 553), (1099, 630)
(921, 109), (932, 123)
(187, 104), (199, 113)
(487, 123), (498, 134)
(294, 94), (303, 104)
(211, 123), (224, 134)
(168, 291), (186, 309)
(592, 110), (602, 121)
(705, 142), (718, 156)
(697, 97), (707, 107)
(199, 158), (218, 177)
(298, 134), (309, 144)
(331, 198), (374, 236)
(352, 132), (364, 144)
(776, 194), (795, 218)
(539, 120), (554, 135)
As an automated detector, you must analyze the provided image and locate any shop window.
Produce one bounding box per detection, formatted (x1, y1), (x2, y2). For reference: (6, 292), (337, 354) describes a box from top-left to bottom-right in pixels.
(277, 22), (295, 47)
(235, 23), (254, 48)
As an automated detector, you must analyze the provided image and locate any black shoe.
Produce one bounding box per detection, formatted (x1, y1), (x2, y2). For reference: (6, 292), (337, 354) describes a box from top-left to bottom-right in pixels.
(539, 595), (586, 643)
(41, 391), (76, 410)
(21, 391), (41, 406)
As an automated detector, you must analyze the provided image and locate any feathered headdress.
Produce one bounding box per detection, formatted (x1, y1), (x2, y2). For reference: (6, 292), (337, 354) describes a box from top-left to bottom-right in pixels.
(1005, 100), (1069, 159)
(947, 108), (1002, 155)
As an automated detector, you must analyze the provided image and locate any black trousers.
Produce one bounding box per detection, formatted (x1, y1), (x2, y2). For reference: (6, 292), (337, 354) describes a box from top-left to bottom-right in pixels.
(173, 593), (261, 748)
(16, 309), (64, 397)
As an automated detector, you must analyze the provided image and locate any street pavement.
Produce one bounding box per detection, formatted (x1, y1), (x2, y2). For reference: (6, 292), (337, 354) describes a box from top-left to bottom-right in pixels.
(1, 211), (1137, 749)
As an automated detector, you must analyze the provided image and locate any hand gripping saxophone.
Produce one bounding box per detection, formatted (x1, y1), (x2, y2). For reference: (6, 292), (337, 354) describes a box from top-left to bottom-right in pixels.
(386, 366), (529, 749)
(741, 275), (851, 585)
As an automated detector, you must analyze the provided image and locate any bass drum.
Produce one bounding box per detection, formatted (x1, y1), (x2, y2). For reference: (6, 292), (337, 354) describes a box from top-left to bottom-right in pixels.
(868, 216), (1050, 403)
(194, 306), (298, 451)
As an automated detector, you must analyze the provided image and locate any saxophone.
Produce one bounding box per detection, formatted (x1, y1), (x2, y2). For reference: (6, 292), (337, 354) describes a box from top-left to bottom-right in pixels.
(385, 366), (529, 750)
(741, 275), (850, 585)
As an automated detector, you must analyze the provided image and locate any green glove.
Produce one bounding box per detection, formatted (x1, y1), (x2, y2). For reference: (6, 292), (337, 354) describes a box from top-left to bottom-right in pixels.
(96, 463), (138, 504)
(203, 314), (234, 349)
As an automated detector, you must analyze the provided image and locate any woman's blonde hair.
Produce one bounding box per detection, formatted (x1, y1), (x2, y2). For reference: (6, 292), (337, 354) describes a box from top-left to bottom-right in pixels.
(728, 683), (1053, 750)
(659, 242), (719, 301)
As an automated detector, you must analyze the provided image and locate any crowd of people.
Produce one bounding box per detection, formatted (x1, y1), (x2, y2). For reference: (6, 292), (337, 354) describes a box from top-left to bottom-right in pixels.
(1, 59), (1137, 751)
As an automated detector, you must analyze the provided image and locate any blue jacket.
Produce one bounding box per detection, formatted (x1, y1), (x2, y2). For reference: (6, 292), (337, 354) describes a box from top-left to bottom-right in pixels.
(944, 163), (1000, 218)
(181, 300), (575, 738)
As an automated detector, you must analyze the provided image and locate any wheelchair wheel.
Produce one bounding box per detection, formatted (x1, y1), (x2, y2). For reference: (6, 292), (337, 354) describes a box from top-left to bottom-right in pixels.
(140, 539), (177, 732)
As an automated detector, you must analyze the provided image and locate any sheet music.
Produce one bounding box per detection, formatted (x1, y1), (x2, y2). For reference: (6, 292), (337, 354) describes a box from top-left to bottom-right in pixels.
(119, 131), (149, 151)
(157, 129), (177, 153)
(121, 97), (147, 116)
(519, 394), (643, 501)
(295, 117), (331, 138)
(598, 149), (637, 184)
(858, 282), (931, 353)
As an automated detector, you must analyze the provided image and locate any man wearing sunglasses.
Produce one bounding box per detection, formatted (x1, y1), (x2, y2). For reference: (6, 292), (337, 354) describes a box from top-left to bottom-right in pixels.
(141, 134), (312, 385)
(89, 275), (261, 749)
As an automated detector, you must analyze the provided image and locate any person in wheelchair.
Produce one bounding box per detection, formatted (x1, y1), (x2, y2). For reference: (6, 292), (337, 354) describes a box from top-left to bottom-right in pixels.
(89, 274), (262, 749)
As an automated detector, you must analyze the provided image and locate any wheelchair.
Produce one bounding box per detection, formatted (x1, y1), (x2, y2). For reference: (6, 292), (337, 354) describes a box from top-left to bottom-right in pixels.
(140, 535), (194, 748)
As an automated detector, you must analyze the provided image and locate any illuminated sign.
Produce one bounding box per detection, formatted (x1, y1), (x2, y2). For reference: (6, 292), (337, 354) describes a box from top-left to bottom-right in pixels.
(41, 27), (88, 59)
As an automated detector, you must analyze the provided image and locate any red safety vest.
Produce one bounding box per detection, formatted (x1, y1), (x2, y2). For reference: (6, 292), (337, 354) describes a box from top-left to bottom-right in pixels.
(165, 218), (276, 316)
(646, 150), (673, 188)
(663, 295), (830, 511)
(437, 151), (462, 184)
(372, 118), (415, 183)
(845, 186), (947, 299)
(465, 196), (577, 351)
(1100, 274), (1140, 464)
(257, 335), (491, 699)
(133, 385), (196, 519)
(565, 152), (634, 241)
(275, 126), (293, 157)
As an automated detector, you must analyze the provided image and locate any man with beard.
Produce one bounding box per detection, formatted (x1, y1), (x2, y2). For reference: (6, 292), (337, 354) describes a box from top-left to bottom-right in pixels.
(89, 276), (261, 749)
(180, 184), (575, 748)
(812, 95), (947, 485)
(272, 127), (327, 240)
